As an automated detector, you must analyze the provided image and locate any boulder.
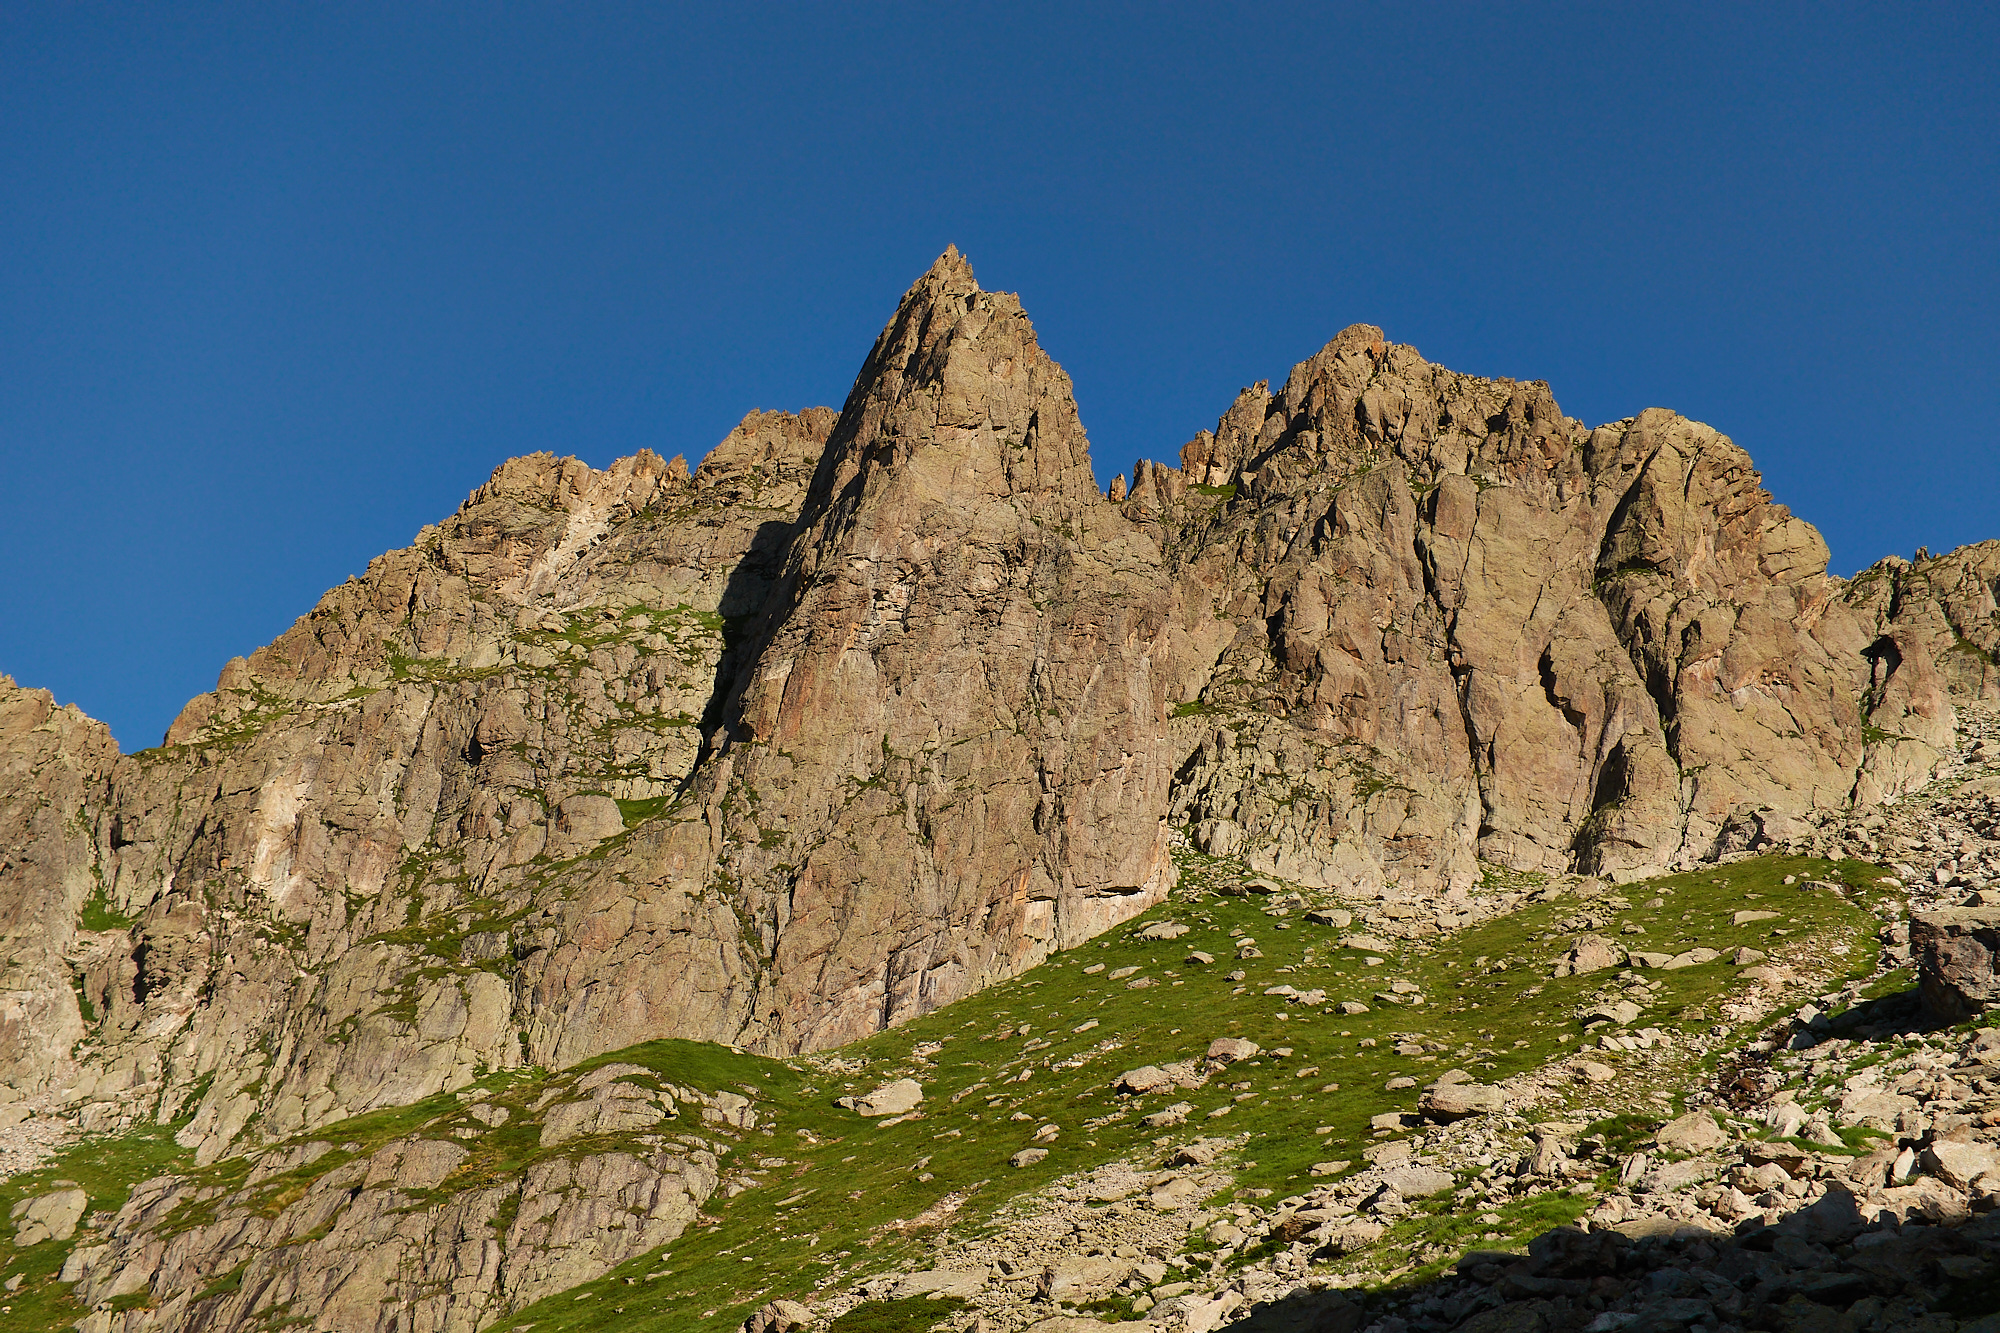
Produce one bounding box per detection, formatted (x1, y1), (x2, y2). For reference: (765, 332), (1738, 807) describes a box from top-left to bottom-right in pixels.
(1554, 935), (1623, 976)
(1911, 906), (2000, 1019)
(743, 1299), (814, 1333)
(1040, 1256), (1132, 1302)
(1115, 1066), (1175, 1095)
(1581, 1001), (1642, 1028)
(1379, 1163), (1455, 1197)
(10, 1187), (86, 1247)
(1653, 1111), (1727, 1153)
(848, 1079), (923, 1117)
(1923, 1139), (2000, 1190)
(1205, 1038), (1260, 1064)
(1420, 1081), (1505, 1121)
(891, 1271), (985, 1299)
(1313, 1219), (1386, 1255)
(1834, 1087), (1916, 1130)
(1147, 1175), (1201, 1210)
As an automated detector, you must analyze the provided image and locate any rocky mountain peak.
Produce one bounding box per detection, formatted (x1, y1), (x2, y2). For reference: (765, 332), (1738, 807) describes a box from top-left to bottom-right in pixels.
(706, 251), (1180, 1050)
(799, 245), (1101, 526)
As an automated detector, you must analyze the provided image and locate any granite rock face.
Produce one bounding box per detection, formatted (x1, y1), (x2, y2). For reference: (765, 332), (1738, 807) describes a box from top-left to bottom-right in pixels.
(1131, 325), (1962, 903)
(0, 679), (119, 1097)
(697, 247), (1178, 1051)
(0, 251), (1990, 1174)
(0, 251), (1179, 1164)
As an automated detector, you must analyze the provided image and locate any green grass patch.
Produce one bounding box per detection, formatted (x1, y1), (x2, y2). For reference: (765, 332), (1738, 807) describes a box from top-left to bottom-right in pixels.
(825, 1296), (965, 1333)
(492, 849), (1886, 1332)
(77, 887), (136, 932)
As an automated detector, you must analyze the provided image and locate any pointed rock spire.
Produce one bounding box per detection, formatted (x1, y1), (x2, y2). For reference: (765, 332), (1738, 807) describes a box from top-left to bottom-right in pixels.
(714, 250), (1179, 1049)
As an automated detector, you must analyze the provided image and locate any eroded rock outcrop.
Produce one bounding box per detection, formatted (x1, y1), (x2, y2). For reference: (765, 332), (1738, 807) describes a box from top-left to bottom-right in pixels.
(62, 1060), (737, 1333)
(1132, 326), (1960, 902)
(696, 246), (1179, 1050)
(0, 679), (119, 1097)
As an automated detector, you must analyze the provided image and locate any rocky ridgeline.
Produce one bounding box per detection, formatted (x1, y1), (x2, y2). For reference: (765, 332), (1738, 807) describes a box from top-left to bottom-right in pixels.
(0, 251), (1997, 1333)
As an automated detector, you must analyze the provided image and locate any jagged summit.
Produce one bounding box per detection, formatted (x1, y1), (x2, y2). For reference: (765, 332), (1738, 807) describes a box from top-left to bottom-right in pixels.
(802, 243), (1100, 521)
(1, 246), (1994, 1156)
(3, 250), (1999, 1333)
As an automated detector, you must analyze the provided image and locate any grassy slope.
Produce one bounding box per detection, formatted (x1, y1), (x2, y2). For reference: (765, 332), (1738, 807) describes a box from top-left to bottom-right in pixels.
(0, 849), (1890, 1333)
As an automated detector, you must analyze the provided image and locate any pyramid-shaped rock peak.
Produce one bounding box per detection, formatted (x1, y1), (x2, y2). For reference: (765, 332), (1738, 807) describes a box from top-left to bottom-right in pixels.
(713, 249), (1181, 1050)
(798, 246), (1103, 525)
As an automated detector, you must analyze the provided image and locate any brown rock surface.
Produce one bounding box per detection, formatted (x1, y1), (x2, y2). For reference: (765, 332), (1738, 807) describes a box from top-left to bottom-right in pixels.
(0, 678), (119, 1096)
(689, 247), (1179, 1050)
(1137, 329), (1959, 898)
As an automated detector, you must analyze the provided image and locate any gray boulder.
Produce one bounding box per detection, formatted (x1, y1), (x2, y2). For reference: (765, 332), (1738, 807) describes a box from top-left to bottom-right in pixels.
(1911, 906), (2000, 1020)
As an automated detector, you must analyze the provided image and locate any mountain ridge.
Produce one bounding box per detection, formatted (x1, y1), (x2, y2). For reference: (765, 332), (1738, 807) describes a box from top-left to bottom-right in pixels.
(1, 245), (1994, 1157)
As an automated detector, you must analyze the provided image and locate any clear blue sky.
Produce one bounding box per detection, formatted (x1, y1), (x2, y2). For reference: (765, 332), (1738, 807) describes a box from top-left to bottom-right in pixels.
(4, 4), (1995, 751)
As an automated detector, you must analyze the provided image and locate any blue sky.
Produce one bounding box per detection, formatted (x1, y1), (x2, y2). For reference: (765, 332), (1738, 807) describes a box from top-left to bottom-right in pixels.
(3, 3), (1995, 750)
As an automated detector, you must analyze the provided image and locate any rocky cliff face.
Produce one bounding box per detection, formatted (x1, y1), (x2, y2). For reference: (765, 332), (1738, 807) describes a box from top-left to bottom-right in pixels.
(1, 251), (1993, 1179)
(0, 682), (119, 1096)
(1128, 326), (1963, 906)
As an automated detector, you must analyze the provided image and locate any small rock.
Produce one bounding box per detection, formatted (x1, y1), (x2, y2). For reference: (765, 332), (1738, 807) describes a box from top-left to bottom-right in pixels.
(1206, 1220), (1245, 1246)
(1170, 1139), (1223, 1166)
